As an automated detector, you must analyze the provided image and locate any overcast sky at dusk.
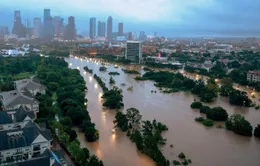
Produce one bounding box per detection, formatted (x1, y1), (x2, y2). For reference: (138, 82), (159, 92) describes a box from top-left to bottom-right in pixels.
(0, 0), (260, 37)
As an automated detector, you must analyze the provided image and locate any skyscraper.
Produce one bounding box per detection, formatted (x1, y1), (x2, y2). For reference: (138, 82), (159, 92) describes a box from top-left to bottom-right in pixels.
(33, 18), (41, 38)
(89, 17), (96, 39)
(12, 11), (25, 38)
(53, 16), (62, 38)
(128, 32), (133, 40)
(118, 23), (123, 36)
(98, 21), (106, 37)
(59, 18), (65, 39)
(0, 27), (8, 38)
(107, 16), (113, 41)
(64, 16), (76, 40)
(139, 31), (147, 41)
(43, 9), (53, 40)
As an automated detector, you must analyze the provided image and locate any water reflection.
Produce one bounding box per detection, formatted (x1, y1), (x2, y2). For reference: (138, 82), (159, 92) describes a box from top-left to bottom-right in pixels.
(94, 83), (98, 89)
(89, 76), (93, 82)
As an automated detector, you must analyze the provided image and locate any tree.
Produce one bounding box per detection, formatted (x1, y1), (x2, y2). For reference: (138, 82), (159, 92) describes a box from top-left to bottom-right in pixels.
(254, 125), (260, 138)
(202, 119), (214, 127)
(109, 76), (115, 84)
(60, 117), (72, 126)
(190, 101), (203, 109)
(200, 106), (211, 114)
(206, 107), (228, 121)
(229, 90), (252, 107)
(225, 114), (253, 136)
(126, 108), (142, 130)
(59, 133), (70, 145)
(114, 111), (128, 131)
(86, 155), (104, 166)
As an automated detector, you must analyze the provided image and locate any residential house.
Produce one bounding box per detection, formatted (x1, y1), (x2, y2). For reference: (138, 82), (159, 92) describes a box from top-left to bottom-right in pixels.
(247, 70), (260, 82)
(0, 121), (52, 165)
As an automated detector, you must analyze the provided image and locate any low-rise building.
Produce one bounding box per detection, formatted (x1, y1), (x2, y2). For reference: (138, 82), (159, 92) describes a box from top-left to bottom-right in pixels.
(0, 90), (39, 112)
(0, 106), (35, 131)
(0, 121), (52, 164)
(247, 70), (260, 82)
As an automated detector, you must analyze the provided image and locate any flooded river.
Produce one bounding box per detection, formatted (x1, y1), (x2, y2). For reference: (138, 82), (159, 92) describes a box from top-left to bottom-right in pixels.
(66, 57), (260, 166)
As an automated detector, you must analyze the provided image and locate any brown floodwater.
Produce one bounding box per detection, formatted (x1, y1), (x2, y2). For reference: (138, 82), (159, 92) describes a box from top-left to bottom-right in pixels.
(66, 57), (260, 166)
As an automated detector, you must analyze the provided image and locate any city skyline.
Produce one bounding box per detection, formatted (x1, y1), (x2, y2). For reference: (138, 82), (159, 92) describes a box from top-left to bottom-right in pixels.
(1, 0), (260, 37)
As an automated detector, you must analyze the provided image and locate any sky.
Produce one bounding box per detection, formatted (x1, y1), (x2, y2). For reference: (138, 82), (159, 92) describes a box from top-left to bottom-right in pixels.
(0, 0), (260, 37)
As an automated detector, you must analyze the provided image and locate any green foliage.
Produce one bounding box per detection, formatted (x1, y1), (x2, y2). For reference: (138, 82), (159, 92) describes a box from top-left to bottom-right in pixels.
(109, 76), (115, 84)
(229, 89), (252, 107)
(60, 117), (72, 126)
(143, 67), (153, 71)
(115, 108), (170, 166)
(102, 86), (124, 109)
(202, 119), (214, 127)
(226, 114), (253, 136)
(87, 155), (104, 166)
(108, 72), (120, 75)
(190, 101), (203, 109)
(200, 106), (211, 114)
(195, 117), (205, 122)
(84, 66), (93, 74)
(122, 69), (140, 74)
(145, 62), (182, 70)
(254, 125), (260, 138)
(173, 160), (181, 165)
(37, 57), (99, 142)
(135, 76), (148, 81)
(99, 66), (107, 71)
(178, 152), (186, 159)
(206, 107), (228, 121)
(114, 111), (129, 131)
(94, 74), (108, 92)
(48, 50), (70, 57)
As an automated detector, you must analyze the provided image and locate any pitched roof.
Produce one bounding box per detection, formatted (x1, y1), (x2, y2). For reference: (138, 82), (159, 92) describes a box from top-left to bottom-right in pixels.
(0, 111), (12, 124)
(15, 78), (45, 92)
(6, 149), (63, 166)
(0, 90), (38, 109)
(0, 121), (52, 151)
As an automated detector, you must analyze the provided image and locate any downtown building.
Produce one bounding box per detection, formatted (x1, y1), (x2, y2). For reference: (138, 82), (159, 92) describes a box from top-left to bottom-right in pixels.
(89, 17), (96, 39)
(118, 23), (123, 36)
(33, 18), (41, 39)
(12, 11), (26, 38)
(43, 9), (54, 40)
(64, 16), (76, 40)
(97, 21), (106, 38)
(0, 27), (8, 38)
(107, 16), (113, 41)
(125, 40), (142, 63)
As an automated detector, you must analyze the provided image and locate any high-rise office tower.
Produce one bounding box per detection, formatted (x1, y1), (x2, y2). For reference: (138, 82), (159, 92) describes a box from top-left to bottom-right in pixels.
(0, 27), (8, 38)
(59, 18), (65, 39)
(33, 18), (41, 38)
(125, 41), (142, 63)
(118, 23), (123, 36)
(89, 17), (96, 39)
(128, 32), (133, 40)
(25, 19), (30, 28)
(43, 9), (53, 40)
(107, 16), (113, 41)
(53, 16), (62, 38)
(64, 16), (76, 40)
(139, 31), (147, 41)
(12, 11), (25, 38)
(98, 21), (106, 37)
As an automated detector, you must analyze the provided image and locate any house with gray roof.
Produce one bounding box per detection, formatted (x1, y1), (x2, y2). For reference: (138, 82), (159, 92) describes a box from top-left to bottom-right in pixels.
(0, 106), (35, 131)
(0, 90), (39, 112)
(0, 121), (52, 165)
(14, 78), (45, 97)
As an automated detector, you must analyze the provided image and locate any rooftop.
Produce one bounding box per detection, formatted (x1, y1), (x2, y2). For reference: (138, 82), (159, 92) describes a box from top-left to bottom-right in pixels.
(0, 121), (52, 151)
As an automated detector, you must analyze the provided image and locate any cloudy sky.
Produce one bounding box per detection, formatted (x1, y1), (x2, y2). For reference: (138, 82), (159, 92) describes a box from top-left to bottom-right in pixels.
(0, 0), (260, 37)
